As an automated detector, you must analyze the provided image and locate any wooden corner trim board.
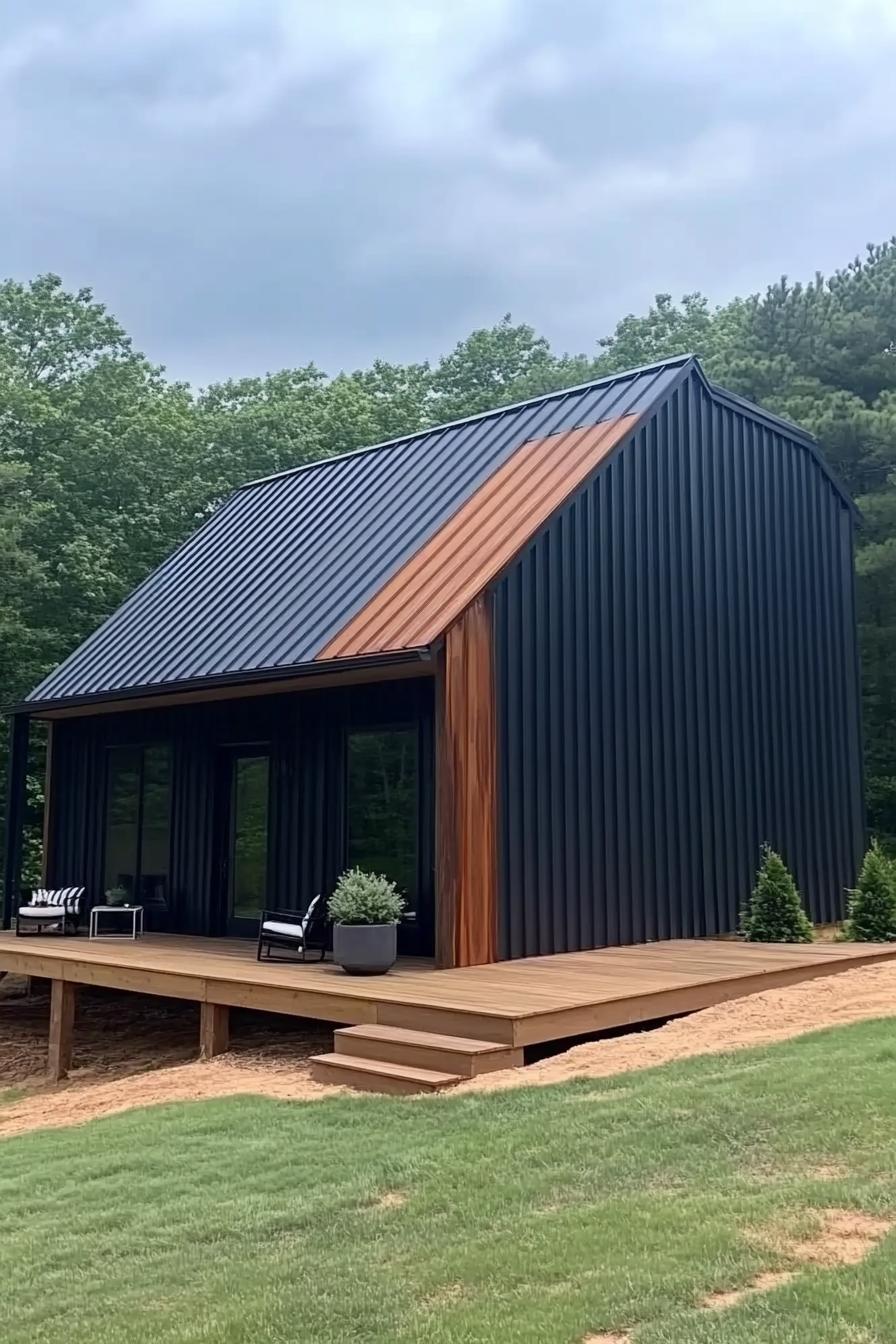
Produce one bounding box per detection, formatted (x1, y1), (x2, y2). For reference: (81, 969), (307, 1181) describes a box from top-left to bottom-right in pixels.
(319, 412), (640, 660)
(435, 594), (498, 970)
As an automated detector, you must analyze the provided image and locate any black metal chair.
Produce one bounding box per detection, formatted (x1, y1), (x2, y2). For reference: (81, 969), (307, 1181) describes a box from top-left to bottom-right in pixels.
(256, 893), (328, 962)
(16, 887), (85, 937)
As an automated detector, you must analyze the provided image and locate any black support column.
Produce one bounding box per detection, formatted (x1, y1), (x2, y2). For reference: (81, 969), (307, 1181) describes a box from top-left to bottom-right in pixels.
(2, 713), (29, 929)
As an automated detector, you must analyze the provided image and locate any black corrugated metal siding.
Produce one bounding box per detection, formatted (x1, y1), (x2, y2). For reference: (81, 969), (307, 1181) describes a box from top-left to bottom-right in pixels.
(494, 370), (865, 957)
(46, 679), (435, 942)
(27, 362), (691, 705)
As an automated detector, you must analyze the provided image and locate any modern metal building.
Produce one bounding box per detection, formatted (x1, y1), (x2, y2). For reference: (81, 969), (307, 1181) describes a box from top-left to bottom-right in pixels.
(3, 355), (865, 966)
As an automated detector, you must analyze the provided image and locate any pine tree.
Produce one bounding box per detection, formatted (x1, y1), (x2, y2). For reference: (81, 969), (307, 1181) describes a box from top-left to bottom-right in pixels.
(741, 846), (814, 943)
(845, 841), (896, 942)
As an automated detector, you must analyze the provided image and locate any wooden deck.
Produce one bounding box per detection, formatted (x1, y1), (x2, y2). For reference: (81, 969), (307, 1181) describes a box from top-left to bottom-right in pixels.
(3, 932), (895, 1054)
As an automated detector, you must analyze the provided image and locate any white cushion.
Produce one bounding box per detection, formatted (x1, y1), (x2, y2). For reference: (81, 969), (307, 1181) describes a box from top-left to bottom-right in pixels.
(19, 905), (66, 918)
(262, 920), (305, 940)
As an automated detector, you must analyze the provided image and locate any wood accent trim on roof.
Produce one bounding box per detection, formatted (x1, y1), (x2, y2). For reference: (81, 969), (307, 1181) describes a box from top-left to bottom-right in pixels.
(435, 594), (498, 970)
(319, 412), (640, 660)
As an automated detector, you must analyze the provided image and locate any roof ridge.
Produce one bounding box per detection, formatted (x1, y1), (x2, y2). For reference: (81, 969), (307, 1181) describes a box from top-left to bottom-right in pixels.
(238, 353), (697, 492)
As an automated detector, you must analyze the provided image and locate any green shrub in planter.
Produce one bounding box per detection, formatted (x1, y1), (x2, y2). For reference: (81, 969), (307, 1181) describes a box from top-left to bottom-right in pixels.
(105, 886), (129, 907)
(328, 869), (405, 975)
(741, 845), (813, 943)
(845, 841), (896, 942)
(327, 868), (405, 925)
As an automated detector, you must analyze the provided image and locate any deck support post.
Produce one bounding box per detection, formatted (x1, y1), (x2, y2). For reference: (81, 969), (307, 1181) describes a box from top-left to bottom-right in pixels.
(48, 978), (76, 1081)
(200, 1002), (229, 1058)
(2, 713), (29, 930)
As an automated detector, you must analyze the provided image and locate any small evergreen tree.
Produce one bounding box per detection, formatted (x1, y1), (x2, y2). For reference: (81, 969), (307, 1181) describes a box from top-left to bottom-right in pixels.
(741, 845), (814, 943)
(845, 841), (896, 942)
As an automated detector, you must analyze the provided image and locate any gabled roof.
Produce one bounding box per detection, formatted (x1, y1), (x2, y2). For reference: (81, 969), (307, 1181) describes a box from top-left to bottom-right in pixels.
(24, 354), (847, 712)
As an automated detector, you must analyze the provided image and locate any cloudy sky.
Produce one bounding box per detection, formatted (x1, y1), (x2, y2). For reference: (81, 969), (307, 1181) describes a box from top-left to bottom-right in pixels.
(4, 0), (896, 386)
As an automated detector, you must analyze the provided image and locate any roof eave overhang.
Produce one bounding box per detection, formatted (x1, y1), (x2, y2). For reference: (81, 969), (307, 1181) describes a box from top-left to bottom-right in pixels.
(14, 648), (433, 719)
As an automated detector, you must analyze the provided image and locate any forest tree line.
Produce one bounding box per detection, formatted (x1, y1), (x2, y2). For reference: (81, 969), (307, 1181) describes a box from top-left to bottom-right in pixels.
(2, 239), (895, 866)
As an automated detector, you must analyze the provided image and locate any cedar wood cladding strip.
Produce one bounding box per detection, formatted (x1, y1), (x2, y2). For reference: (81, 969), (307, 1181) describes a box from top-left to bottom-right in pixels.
(436, 594), (498, 969)
(319, 413), (641, 659)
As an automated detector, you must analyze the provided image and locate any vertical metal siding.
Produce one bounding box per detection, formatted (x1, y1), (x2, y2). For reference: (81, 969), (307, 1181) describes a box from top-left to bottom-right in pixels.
(494, 372), (865, 957)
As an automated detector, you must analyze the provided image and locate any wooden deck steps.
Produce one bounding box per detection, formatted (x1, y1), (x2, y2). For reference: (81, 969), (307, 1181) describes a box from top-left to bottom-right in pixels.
(310, 1053), (462, 1094)
(310, 1024), (524, 1094)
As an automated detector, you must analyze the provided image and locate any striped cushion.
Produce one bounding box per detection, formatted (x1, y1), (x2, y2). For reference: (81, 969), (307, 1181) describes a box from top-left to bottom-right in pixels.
(29, 887), (85, 914)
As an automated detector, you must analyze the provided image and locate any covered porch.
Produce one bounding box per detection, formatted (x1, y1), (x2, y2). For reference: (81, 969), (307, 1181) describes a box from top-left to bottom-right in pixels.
(4, 610), (499, 976)
(4, 667), (441, 954)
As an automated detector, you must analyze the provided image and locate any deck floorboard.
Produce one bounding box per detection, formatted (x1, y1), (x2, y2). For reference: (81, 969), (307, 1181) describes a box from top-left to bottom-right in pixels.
(1, 932), (894, 1047)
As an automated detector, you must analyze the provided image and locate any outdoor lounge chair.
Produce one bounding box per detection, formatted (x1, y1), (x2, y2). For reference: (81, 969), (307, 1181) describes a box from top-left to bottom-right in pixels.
(15, 887), (85, 937)
(257, 893), (328, 962)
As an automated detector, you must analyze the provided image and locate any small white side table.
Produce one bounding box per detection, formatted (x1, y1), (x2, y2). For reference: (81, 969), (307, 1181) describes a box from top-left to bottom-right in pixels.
(89, 905), (144, 939)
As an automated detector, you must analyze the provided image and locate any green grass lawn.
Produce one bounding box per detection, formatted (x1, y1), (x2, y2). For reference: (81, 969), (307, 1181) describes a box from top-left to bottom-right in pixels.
(3, 1020), (896, 1344)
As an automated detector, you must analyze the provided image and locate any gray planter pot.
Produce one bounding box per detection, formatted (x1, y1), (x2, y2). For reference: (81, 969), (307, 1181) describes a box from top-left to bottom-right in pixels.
(333, 922), (398, 976)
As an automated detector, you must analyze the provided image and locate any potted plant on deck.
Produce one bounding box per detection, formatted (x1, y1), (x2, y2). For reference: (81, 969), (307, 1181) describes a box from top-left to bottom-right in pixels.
(328, 868), (405, 975)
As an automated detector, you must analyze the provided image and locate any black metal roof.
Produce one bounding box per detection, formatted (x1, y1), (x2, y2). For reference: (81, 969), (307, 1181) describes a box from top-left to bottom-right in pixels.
(24, 355), (849, 711)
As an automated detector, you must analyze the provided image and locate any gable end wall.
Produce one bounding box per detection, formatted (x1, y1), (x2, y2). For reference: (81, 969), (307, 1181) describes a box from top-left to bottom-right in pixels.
(493, 371), (865, 958)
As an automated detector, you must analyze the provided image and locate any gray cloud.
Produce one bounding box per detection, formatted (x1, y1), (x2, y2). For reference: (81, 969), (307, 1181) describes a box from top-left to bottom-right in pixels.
(3, 0), (896, 385)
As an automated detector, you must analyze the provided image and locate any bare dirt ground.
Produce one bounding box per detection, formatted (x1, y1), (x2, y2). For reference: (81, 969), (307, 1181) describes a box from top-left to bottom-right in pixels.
(0, 974), (335, 1136)
(2, 959), (896, 1136)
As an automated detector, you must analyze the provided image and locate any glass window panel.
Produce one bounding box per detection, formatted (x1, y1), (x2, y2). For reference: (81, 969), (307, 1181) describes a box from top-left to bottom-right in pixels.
(347, 728), (418, 900)
(230, 755), (269, 921)
(104, 743), (172, 906)
(140, 744), (172, 909)
(104, 747), (141, 898)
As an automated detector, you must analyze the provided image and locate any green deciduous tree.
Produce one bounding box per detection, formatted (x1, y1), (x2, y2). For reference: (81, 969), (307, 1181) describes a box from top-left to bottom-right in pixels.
(0, 275), (201, 858)
(430, 315), (597, 421)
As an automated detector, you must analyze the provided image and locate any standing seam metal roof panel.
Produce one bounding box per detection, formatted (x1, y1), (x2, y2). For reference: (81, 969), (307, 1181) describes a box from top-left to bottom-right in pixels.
(25, 356), (718, 705)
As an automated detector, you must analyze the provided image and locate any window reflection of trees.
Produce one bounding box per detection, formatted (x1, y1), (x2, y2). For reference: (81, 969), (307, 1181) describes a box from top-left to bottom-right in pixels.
(230, 756), (269, 921)
(104, 744), (172, 908)
(347, 728), (418, 903)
